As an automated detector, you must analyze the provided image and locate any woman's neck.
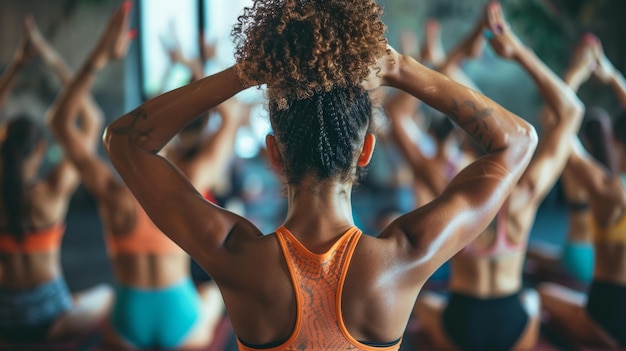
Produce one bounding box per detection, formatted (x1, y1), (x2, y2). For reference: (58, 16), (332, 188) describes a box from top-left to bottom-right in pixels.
(283, 179), (356, 240)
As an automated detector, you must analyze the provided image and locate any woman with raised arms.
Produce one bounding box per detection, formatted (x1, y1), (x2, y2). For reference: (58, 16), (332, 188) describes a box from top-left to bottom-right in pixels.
(104, 0), (537, 349)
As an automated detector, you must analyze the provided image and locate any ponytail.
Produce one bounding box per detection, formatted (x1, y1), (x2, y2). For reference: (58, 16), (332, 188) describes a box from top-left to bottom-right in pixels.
(0, 117), (44, 241)
(581, 107), (618, 175)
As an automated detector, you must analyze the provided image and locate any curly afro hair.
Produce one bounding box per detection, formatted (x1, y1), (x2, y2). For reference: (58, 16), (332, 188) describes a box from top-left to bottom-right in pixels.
(232, 0), (388, 108)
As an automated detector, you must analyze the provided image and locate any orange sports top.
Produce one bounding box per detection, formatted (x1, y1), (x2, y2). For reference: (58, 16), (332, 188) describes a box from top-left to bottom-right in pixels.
(590, 211), (626, 244)
(105, 199), (183, 255)
(0, 223), (65, 253)
(238, 226), (401, 351)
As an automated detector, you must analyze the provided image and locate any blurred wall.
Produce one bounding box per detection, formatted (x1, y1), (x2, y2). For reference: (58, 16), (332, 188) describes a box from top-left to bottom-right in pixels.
(379, 0), (626, 118)
(0, 0), (127, 126)
(1, 0), (625, 134)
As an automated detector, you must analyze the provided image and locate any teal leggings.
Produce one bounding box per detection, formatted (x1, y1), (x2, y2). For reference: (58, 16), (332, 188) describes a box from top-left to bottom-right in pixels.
(561, 241), (594, 283)
(111, 278), (201, 349)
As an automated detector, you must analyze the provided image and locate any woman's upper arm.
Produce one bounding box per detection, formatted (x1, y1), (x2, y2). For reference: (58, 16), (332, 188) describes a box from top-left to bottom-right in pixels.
(45, 159), (80, 197)
(104, 128), (258, 264)
(515, 108), (583, 207)
(104, 67), (250, 262)
(381, 149), (521, 279)
(374, 54), (537, 277)
(567, 137), (618, 205)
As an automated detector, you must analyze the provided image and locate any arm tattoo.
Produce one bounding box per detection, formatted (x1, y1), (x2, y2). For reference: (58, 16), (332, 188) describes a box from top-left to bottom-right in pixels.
(110, 108), (154, 146)
(451, 99), (501, 153)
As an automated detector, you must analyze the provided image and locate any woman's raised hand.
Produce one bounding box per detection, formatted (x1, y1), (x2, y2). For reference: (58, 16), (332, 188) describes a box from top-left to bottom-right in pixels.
(592, 40), (617, 84)
(90, 1), (133, 69)
(361, 45), (401, 91)
(568, 34), (598, 81)
(13, 17), (37, 67)
(485, 2), (523, 60)
(25, 15), (63, 66)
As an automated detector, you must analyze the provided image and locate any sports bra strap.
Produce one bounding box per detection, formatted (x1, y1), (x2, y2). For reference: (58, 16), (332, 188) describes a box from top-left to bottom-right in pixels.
(0, 223), (65, 253)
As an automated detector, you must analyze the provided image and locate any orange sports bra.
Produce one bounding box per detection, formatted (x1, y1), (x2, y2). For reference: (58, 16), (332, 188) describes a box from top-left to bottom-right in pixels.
(590, 210), (626, 244)
(0, 223), (65, 253)
(459, 203), (526, 258)
(237, 226), (401, 351)
(105, 199), (183, 255)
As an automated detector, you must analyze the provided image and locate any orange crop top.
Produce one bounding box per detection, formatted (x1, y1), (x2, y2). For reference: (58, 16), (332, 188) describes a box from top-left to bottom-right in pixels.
(0, 223), (65, 253)
(238, 226), (401, 351)
(459, 202), (526, 258)
(590, 211), (626, 244)
(105, 199), (183, 255)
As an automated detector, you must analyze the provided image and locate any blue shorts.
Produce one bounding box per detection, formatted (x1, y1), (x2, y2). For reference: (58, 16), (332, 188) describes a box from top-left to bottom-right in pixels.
(110, 277), (201, 349)
(561, 241), (594, 283)
(0, 277), (73, 342)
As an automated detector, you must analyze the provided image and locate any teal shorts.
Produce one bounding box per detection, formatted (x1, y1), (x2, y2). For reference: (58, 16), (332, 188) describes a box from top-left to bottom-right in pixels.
(111, 278), (201, 349)
(561, 241), (594, 283)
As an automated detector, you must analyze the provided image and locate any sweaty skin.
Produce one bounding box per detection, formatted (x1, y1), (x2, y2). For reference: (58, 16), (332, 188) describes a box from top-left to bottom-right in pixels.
(47, 5), (220, 349)
(104, 4), (537, 347)
(0, 17), (112, 343)
(412, 3), (585, 350)
(539, 36), (626, 349)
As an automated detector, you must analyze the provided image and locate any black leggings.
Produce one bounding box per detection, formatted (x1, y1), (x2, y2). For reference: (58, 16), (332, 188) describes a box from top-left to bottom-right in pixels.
(442, 291), (529, 351)
(586, 280), (626, 346)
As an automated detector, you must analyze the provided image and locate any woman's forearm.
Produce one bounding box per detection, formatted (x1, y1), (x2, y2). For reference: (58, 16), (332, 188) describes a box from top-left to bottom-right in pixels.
(105, 66), (245, 155)
(563, 63), (591, 93)
(388, 55), (535, 165)
(0, 29), (32, 111)
(39, 41), (103, 149)
(0, 61), (24, 111)
(437, 19), (483, 74)
(610, 71), (626, 107)
(49, 52), (103, 146)
(515, 47), (583, 121)
(40, 45), (73, 84)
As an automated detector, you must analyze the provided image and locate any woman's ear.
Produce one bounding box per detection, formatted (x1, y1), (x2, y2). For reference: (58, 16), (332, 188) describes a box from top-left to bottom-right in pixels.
(266, 134), (284, 169)
(357, 133), (376, 167)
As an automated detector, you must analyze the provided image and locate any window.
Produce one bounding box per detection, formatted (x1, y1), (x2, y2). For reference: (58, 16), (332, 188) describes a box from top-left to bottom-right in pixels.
(139, 0), (199, 99)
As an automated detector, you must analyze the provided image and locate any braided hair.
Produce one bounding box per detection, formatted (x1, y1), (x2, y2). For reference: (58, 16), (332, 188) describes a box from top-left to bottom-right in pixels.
(270, 86), (371, 184)
(233, 0), (386, 184)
